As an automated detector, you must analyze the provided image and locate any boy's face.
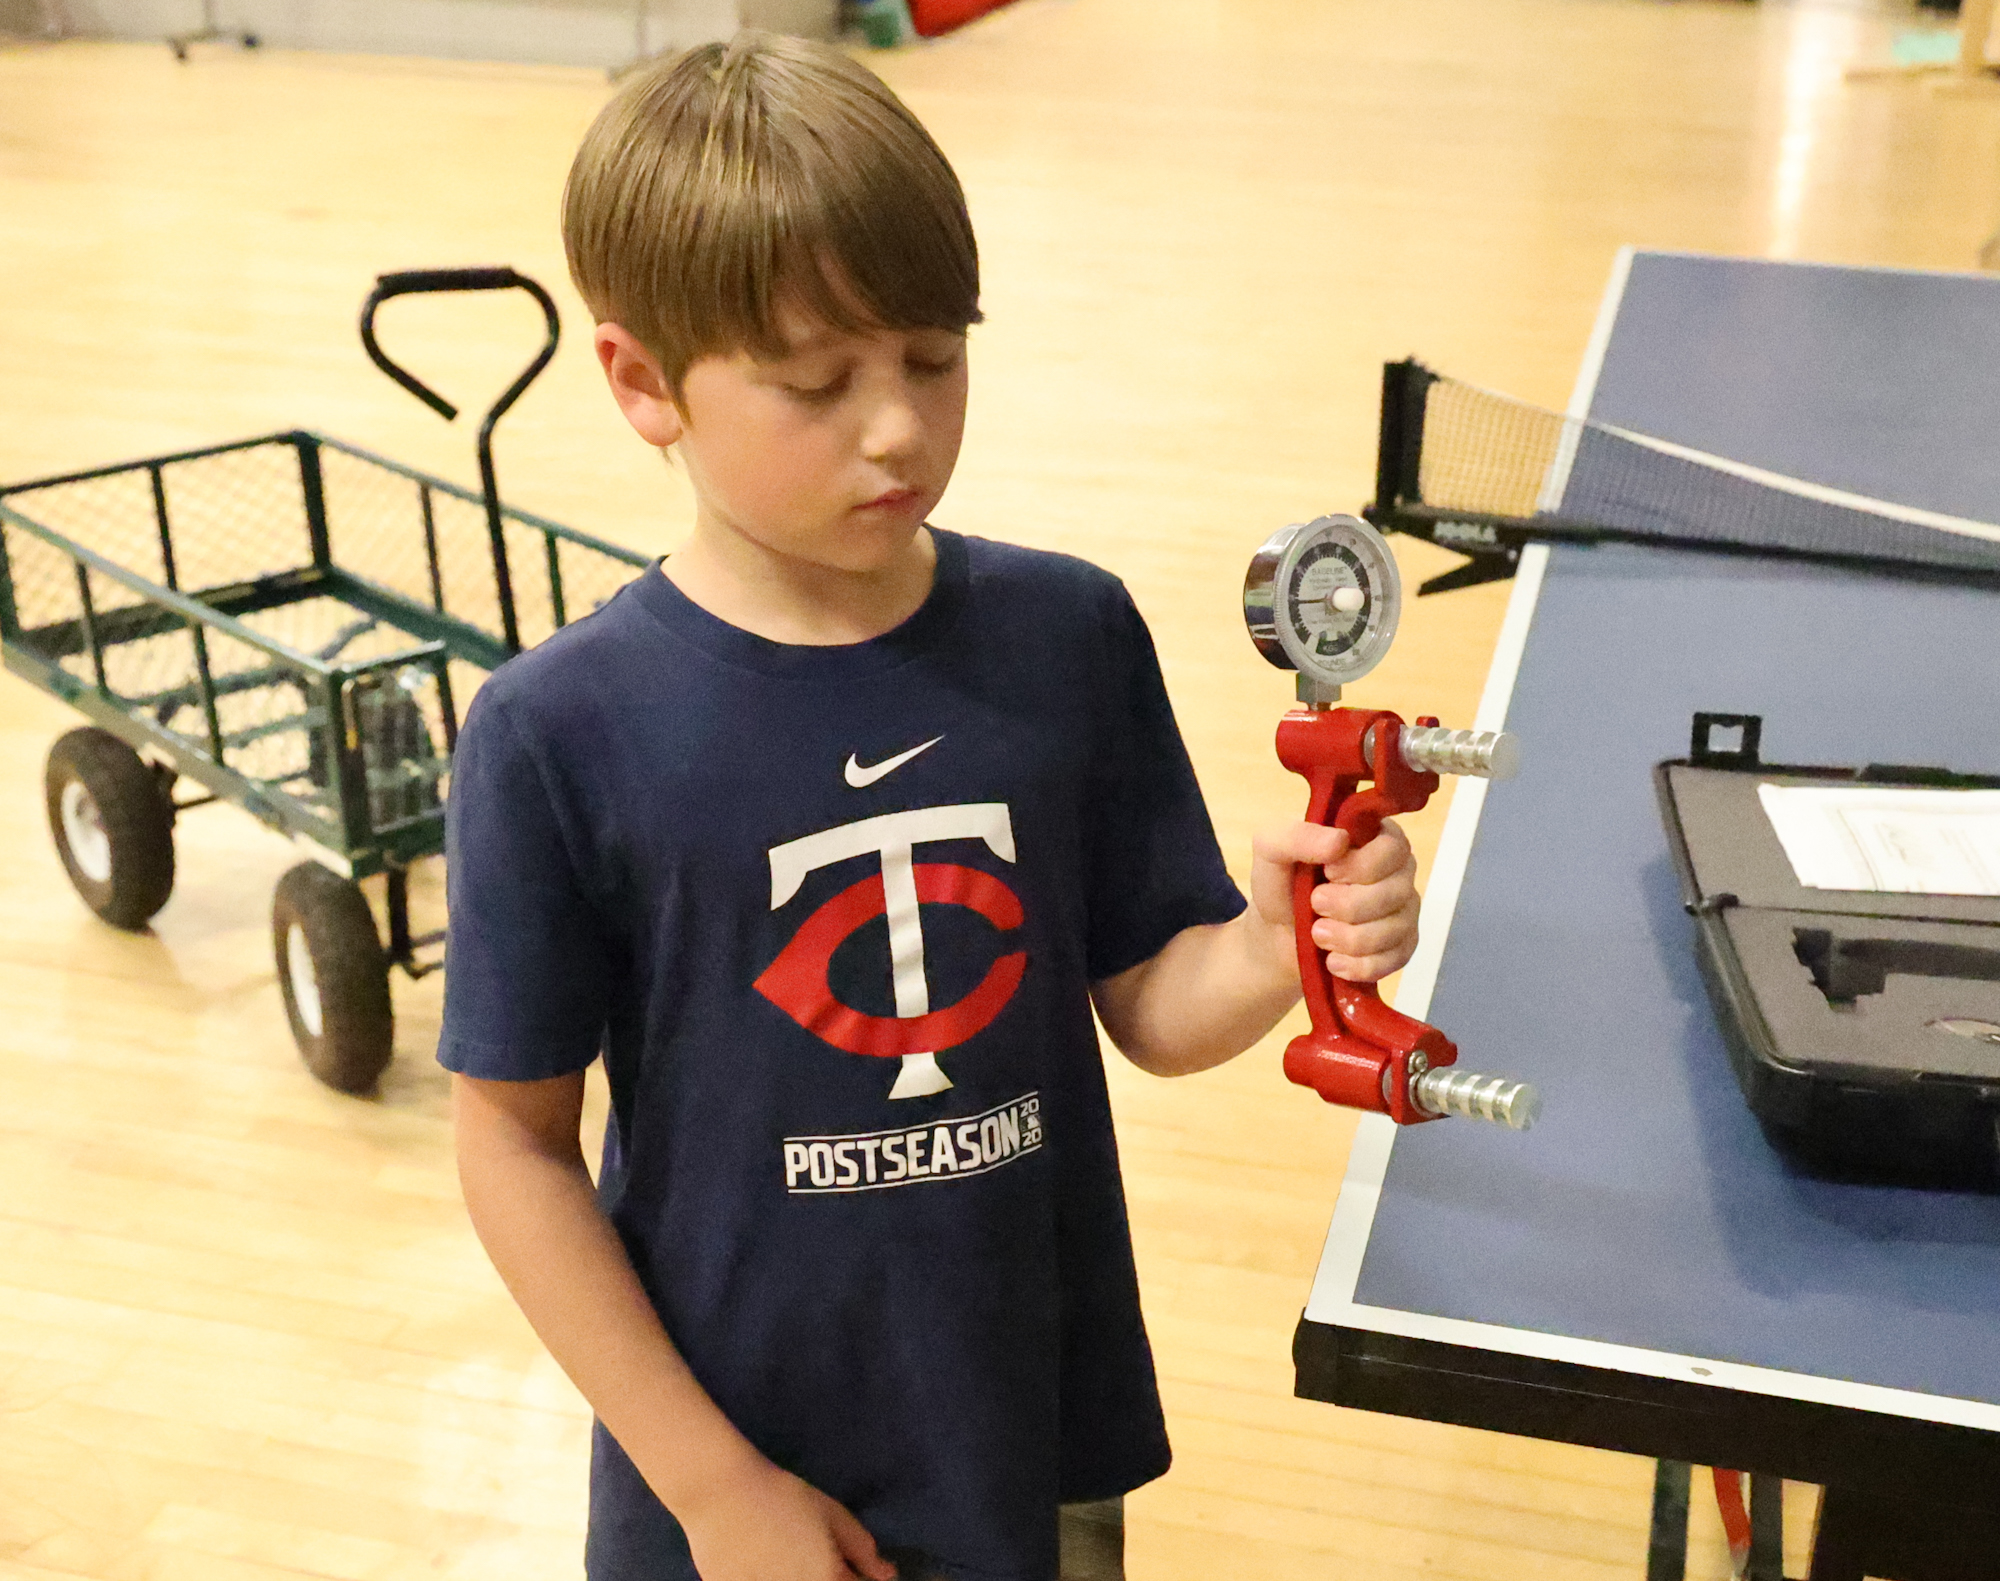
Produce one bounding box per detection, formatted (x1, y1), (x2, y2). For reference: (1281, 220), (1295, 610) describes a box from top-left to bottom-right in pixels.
(595, 292), (969, 579)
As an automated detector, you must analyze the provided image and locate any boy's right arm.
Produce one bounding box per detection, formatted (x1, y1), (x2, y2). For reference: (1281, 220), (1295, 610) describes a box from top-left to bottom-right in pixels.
(451, 1070), (897, 1581)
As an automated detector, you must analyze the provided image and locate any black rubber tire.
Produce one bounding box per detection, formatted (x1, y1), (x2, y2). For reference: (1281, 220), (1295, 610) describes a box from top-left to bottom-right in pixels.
(271, 861), (394, 1094)
(44, 727), (176, 930)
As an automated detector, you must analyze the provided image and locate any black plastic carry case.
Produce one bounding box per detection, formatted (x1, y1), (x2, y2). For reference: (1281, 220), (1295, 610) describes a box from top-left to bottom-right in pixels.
(1655, 713), (2000, 1188)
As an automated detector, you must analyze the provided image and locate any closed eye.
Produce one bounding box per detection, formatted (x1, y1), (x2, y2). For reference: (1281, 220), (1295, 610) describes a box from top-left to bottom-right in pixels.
(786, 372), (851, 405)
(784, 351), (963, 405)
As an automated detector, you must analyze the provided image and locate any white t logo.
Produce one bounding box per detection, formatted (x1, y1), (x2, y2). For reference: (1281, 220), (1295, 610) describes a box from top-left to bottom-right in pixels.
(769, 803), (1016, 1098)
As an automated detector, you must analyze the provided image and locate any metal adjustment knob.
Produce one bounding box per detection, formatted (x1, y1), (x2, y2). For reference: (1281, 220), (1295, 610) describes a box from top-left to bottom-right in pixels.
(1399, 725), (1520, 782)
(1410, 1062), (1541, 1130)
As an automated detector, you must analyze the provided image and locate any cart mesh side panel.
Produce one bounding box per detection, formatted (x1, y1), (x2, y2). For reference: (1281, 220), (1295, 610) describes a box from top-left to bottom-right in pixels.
(554, 531), (653, 626)
(506, 513), (562, 651)
(194, 627), (326, 802)
(4, 527), (100, 673)
(313, 445), (646, 660)
(2, 469), (171, 590)
(316, 449), (471, 623)
(159, 446), (316, 590)
(231, 597), (440, 668)
(3, 431), (640, 871)
(99, 627), (202, 737)
(2, 445), (315, 594)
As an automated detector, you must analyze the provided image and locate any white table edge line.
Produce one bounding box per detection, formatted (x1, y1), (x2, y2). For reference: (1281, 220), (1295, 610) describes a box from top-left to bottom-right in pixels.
(1296, 1298), (2000, 1433)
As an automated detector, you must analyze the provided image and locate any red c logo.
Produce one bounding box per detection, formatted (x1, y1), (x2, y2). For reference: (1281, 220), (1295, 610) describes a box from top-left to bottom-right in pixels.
(754, 863), (1026, 1057)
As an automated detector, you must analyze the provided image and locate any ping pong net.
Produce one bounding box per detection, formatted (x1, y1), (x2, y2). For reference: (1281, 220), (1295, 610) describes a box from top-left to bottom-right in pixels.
(1367, 358), (2000, 596)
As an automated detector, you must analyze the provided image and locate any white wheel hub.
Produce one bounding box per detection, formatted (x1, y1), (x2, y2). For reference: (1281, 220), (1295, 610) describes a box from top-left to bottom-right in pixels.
(286, 922), (323, 1038)
(60, 777), (113, 884)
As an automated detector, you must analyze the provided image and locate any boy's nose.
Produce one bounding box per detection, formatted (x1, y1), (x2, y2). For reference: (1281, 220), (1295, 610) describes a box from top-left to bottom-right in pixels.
(861, 395), (923, 463)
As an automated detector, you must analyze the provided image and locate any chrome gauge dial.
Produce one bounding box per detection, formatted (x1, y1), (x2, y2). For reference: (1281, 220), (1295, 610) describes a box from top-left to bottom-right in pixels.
(1244, 514), (1402, 694)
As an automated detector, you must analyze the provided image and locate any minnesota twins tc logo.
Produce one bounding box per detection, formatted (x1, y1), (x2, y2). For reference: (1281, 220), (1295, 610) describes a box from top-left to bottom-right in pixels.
(754, 804), (1026, 1099)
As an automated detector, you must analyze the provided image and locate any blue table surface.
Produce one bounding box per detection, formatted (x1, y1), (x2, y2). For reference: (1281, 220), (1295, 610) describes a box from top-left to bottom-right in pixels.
(1351, 253), (2000, 1408)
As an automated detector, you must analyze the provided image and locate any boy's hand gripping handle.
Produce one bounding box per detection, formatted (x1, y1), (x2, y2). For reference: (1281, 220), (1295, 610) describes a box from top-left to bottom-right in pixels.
(1278, 706), (1539, 1130)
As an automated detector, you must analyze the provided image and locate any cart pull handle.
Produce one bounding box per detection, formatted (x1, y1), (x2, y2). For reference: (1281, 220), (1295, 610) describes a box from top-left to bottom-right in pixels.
(359, 267), (559, 423)
(357, 266), (562, 656)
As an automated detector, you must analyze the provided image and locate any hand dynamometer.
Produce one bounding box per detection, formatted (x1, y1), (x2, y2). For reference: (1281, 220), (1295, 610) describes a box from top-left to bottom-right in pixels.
(1244, 514), (1540, 1131)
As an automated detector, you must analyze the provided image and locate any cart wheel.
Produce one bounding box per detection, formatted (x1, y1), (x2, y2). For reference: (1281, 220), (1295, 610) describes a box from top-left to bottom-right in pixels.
(272, 861), (393, 1093)
(44, 727), (176, 930)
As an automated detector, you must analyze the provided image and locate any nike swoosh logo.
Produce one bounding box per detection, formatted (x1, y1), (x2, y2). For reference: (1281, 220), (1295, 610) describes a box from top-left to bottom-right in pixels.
(845, 735), (944, 788)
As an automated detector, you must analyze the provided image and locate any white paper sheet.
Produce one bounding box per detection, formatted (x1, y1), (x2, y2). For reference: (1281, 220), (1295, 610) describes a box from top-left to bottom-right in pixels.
(1758, 783), (2000, 896)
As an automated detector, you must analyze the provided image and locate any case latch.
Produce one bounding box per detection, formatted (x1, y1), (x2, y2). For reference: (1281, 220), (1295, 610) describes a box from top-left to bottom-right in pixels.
(1691, 712), (1762, 768)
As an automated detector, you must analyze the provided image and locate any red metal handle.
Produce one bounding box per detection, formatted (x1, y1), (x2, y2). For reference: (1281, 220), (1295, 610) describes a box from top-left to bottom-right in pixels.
(1275, 705), (1454, 1123)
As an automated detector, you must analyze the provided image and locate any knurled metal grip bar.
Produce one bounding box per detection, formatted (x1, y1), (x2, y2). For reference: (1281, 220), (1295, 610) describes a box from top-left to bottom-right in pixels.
(1356, 721), (1521, 784)
(1398, 724), (1520, 780)
(1411, 1064), (1540, 1129)
(359, 267), (562, 657)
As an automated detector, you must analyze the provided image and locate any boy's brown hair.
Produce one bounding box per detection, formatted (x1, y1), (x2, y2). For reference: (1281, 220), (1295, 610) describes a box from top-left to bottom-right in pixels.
(562, 30), (983, 408)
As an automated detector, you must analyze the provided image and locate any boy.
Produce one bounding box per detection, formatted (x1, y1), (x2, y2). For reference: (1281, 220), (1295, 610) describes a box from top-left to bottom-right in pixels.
(442, 31), (1420, 1581)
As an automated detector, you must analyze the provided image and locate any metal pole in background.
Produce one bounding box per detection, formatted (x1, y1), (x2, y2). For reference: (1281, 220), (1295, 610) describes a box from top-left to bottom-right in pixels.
(610, 0), (654, 81)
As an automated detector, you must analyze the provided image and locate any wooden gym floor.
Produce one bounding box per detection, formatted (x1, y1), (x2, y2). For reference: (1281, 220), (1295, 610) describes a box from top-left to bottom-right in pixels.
(3, 1), (1997, 1576)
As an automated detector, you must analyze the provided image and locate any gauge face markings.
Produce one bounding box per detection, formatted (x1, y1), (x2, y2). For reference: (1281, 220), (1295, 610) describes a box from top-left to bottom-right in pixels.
(1245, 513), (1401, 685)
(1285, 540), (1371, 660)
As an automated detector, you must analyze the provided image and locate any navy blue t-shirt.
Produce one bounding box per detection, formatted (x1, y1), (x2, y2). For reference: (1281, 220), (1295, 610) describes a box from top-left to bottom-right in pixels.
(438, 528), (1245, 1581)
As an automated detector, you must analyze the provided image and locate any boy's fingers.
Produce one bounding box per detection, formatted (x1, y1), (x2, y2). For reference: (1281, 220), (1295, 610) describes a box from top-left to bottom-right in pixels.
(1319, 820), (1413, 884)
(1311, 868), (1417, 925)
(827, 1504), (896, 1581)
(1310, 910), (1417, 959)
(1254, 821), (1348, 869)
(1320, 943), (1418, 983)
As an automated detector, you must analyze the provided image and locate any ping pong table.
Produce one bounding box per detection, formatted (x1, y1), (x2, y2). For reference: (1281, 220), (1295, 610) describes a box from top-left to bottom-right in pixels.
(1294, 249), (2000, 1580)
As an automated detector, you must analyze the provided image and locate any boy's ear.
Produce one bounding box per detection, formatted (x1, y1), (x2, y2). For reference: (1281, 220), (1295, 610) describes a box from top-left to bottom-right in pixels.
(593, 323), (686, 449)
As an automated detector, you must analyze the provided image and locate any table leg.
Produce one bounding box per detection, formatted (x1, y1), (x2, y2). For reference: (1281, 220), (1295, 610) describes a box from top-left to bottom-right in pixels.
(1807, 1490), (1864, 1581)
(1749, 1473), (1785, 1581)
(1809, 1486), (2000, 1581)
(1961, 0), (1997, 77)
(1648, 1461), (1691, 1581)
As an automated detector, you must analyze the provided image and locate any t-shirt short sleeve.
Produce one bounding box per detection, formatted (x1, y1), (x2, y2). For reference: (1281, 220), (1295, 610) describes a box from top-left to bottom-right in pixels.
(1084, 582), (1247, 982)
(437, 687), (615, 1080)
